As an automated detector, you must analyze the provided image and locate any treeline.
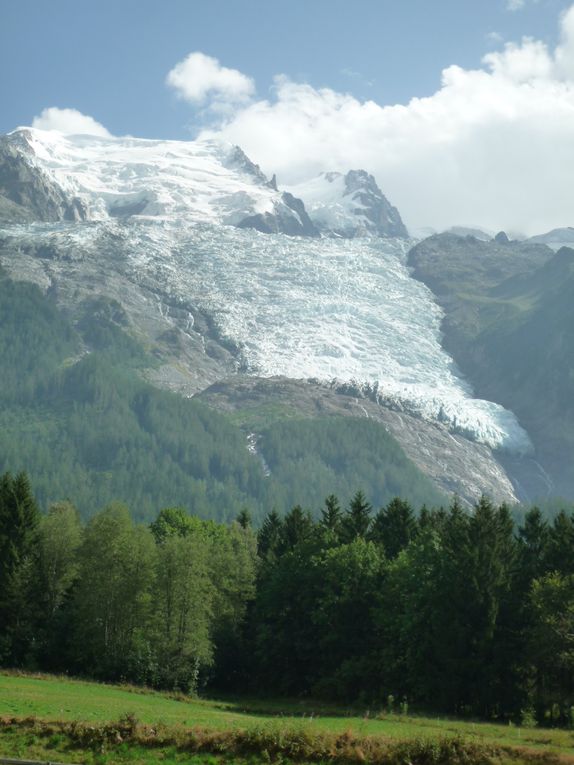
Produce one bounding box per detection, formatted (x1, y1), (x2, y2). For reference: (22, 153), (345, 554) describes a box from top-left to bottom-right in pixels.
(3, 472), (574, 726)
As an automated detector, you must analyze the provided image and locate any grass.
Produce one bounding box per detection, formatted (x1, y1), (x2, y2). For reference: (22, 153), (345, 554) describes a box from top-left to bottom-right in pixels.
(1, 672), (574, 765)
(224, 402), (301, 429)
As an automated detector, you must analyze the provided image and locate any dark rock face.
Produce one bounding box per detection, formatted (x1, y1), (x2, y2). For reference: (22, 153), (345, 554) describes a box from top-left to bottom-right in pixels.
(223, 145), (269, 186)
(280, 192), (320, 236)
(0, 135), (88, 223)
(237, 192), (320, 237)
(343, 169), (408, 238)
(494, 231), (510, 245)
(408, 232), (551, 300)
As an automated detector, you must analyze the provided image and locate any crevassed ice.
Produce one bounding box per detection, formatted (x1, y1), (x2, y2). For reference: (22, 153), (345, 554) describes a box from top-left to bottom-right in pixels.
(6, 219), (533, 454)
(149, 223), (530, 454)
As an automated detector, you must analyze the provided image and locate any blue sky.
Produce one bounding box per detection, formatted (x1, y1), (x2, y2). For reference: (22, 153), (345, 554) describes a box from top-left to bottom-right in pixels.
(0, 0), (567, 138)
(4, 0), (574, 234)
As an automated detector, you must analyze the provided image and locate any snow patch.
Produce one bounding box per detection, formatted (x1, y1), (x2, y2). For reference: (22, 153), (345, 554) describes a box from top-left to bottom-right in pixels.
(6, 127), (302, 229)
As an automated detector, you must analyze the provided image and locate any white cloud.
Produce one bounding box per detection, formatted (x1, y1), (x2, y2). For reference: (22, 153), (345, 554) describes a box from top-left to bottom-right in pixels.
(31, 107), (111, 137)
(166, 52), (255, 106)
(196, 4), (574, 236)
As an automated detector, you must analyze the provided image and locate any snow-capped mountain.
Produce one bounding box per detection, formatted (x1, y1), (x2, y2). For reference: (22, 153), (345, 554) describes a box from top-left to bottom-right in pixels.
(0, 125), (539, 502)
(285, 169), (408, 238)
(0, 128), (318, 236)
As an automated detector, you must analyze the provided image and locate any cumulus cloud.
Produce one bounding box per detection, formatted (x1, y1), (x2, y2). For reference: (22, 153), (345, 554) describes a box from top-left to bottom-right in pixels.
(196, 4), (574, 236)
(32, 107), (111, 136)
(166, 52), (255, 107)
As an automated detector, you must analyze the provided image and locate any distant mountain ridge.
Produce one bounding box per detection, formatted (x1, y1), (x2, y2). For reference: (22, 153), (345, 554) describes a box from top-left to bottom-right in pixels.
(527, 227), (574, 250)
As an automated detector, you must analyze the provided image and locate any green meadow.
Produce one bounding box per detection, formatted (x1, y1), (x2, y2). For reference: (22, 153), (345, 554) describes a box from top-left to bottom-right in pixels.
(1, 673), (573, 765)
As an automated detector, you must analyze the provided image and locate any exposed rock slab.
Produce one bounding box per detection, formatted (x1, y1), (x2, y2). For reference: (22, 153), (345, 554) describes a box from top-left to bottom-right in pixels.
(199, 376), (519, 507)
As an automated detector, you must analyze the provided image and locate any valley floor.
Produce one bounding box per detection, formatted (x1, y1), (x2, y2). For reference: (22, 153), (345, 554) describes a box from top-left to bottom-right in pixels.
(0, 673), (573, 765)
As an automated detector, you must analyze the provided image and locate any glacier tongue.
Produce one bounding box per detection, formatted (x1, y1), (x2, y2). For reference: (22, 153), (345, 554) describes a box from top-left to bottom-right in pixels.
(166, 226), (532, 453)
(12, 216), (529, 454)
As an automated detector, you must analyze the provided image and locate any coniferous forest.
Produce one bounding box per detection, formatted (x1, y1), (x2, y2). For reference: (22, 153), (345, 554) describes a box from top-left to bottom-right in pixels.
(0, 271), (444, 521)
(2, 470), (574, 727)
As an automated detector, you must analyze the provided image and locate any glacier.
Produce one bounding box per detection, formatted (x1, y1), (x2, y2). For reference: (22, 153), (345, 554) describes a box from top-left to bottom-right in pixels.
(1, 216), (533, 454)
(0, 128), (533, 454)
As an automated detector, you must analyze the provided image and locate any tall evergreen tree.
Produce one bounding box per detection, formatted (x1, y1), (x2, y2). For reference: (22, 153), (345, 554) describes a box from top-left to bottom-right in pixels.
(518, 507), (550, 580)
(320, 494), (343, 534)
(257, 510), (282, 559)
(546, 511), (574, 575)
(236, 508), (252, 529)
(340, 490), (373, 542)
(278, 505), (313, 554)
(528, 572), (574, 723)
(370, 497), (417, 558)
(0, 471), (40, 664)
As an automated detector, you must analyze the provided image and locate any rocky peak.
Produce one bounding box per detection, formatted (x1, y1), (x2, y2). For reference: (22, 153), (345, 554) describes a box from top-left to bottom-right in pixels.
(285, 169), (409, 239)
(494, 231), (510, 245)
(223, 145), (269, 186)
(0, 134), (88, 224)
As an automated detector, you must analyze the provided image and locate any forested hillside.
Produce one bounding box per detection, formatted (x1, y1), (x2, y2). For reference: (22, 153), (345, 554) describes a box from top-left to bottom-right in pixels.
(0, 269), (444, 520)
(409, 235), (574, 498)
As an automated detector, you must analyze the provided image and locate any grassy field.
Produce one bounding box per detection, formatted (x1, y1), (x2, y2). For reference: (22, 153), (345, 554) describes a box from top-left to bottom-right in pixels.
(1, 672), (574, 765)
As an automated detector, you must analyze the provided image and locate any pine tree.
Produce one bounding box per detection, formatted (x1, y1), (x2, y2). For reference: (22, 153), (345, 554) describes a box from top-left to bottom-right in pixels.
(370, 497), (417, 558)
(236, 508), (252, 529)
(320, 494), (342, 535)
(278, 505), (313, 554)
(518, 506), (550, 586)
(546, 510), (574, 575)
(340, 490), (373, 543)
(257, 510), (282, 559)
(0, 471), (40, 664)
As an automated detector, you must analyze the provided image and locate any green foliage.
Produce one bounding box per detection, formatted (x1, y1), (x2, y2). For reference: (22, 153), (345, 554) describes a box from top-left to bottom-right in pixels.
(0, 471), (40, 664)
(311, 539), (386, 700)
(153, 531), (212, 690)
(3, 473), (574, 722)
(370, 497), (417, 559)
(340, 490), (373, 543)
(247, 492), (574, 720)
(259, 418), (445, 512)
(0, 276), (78, 404)
(529, 572), (574, 724)
(70, 503), (157, 680)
